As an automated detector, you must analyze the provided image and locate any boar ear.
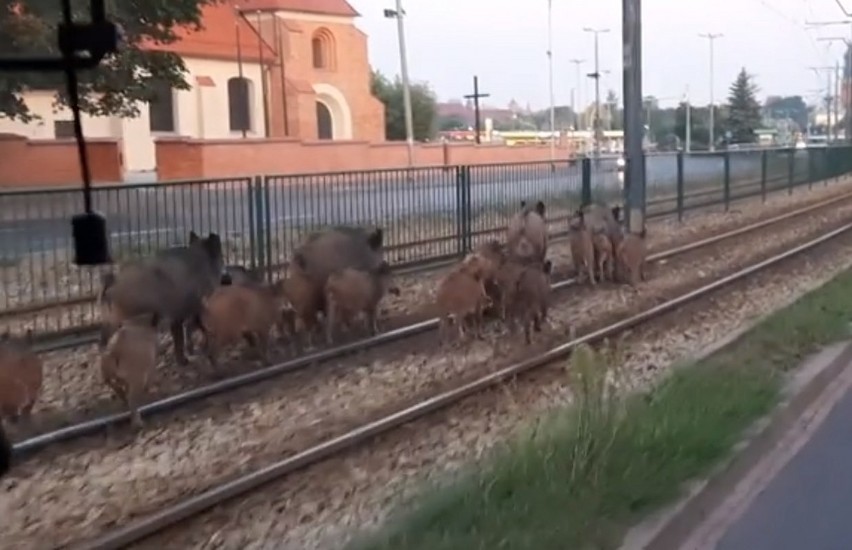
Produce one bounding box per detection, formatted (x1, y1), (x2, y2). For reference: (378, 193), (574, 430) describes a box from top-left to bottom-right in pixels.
(520, 200), (527, 209)
(189, 231), (200, 243)
(535, 201), (546, 216)
(543, 260), (553, 274)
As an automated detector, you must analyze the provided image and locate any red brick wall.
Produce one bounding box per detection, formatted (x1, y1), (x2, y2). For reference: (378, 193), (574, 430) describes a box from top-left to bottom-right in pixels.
(0, 134), (123, 188)
(155, 137), (577, 179)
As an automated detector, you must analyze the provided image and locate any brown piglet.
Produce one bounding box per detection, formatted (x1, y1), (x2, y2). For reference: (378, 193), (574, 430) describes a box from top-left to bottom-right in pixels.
(592, 231), (615, 283)
(509, 260), (553, 344)
(100, 313), (159, 428)
(568, 209), (597, 285)
(324, 261), (400, 344)
(617, 228), (649, 288)
(200, 282), (288, 369)
(435, 269), (493, 344)
(0, 330), (42, 427)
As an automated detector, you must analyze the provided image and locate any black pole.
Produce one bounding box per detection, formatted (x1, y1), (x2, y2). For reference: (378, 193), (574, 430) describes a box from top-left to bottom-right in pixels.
(622, 0), (645, 233)
(256, 11), (269, 137)
(235, 14), (247, 138)
(473, 76), (482, 144)
(272, 15), (289, 136)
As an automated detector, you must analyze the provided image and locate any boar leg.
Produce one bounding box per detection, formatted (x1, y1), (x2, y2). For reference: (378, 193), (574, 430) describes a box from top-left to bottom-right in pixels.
(170, 321), (189, 365)
(523, 316), (533, 345)
(367, 307), (379, 336)
(325, 303), (337, 345)
(126, 387), (144, 429)
(639, 261), (648, 281)
(586, 259), (596, 286)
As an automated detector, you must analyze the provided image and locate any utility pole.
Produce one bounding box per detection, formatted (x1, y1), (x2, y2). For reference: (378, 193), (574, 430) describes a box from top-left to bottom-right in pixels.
(584, 27), (610, 159)
(816, 34), (852, 142)
(464, 76), (490, 144)
(622, 0), (644, 233)
(684, 85), (692, 152)
(698, 32), (723, 151)
(570, 58), (586, 132)
(811, 66), (835, 140)
(807, 18), (852, 141)
(547, 0), (556, 163)
(384, 2), (415, 166)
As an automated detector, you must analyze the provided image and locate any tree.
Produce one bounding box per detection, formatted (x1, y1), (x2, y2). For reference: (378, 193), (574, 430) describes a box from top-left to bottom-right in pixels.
(726, 68), (762, 144)
(370, 70), (437, 141)
(438, 114), (467, 131)
(0, 0), (217, 121)
(674, 103), (728, 150)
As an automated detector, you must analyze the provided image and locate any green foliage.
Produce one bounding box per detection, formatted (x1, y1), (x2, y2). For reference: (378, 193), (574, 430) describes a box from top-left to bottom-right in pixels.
(0, 0), (217, 122)
(370, 70), (437, 141)
(726, 67), (762, 144)
(764, 95), (808, 132)
(674, 103), (728, 150)
(437, 114), (466, 131)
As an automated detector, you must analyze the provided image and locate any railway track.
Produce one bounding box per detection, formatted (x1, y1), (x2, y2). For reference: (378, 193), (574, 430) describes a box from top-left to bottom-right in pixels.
(12, 187), (852, 465)
(69, 210), (852, 550)
(3, 172), (814, 353)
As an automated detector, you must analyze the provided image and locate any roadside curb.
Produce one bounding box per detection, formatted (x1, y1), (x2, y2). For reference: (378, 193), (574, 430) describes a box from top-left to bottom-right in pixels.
(620, 328), (852, 549)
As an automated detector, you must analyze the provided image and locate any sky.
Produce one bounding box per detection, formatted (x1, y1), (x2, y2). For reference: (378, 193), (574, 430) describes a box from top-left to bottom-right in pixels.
(348, 0), (852, 111)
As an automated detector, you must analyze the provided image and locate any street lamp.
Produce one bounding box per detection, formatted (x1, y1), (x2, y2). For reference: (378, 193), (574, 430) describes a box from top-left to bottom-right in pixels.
(384, 2), (415, 167)
(583, 27), (610, 158)
(698, 32), (723, 151)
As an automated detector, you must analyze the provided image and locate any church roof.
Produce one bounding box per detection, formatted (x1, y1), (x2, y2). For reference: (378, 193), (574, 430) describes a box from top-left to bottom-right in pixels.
(234, 0), (359, 17)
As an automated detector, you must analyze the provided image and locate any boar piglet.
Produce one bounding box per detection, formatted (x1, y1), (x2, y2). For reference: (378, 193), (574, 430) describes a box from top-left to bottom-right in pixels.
(568, 209), (597, 285)
(200, 281), (288, 369)
(100, 313), (159, 428)
(510, 260), (553, 344)
(0, 330), (42, 426)
(435, 269), (492, 344)
(616, 228), (648, 288)
(279, 262), (324, 350)
(507, 200), (548, 264)
(325, 261), (400, 344)
(592, 231), (615, 283)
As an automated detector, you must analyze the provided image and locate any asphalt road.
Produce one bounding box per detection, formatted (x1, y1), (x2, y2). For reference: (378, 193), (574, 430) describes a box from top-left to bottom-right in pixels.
(0, 151), (799, 259)
(716, 381), (852, 550)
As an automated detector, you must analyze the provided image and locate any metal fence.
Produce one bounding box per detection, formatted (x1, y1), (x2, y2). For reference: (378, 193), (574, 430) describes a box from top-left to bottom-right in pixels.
(2, 145), (851, 340)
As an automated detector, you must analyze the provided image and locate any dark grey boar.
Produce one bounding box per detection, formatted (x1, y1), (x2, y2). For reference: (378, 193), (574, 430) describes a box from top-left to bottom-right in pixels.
(291, 226), (385, 319)
(0, 330), (42, 425)
(508, 260), (553, 344)
(324, 261), (400, 344)
(100, 313), (159, 428)
(507, 201), (548, 263)
(99, 231), (225, 366)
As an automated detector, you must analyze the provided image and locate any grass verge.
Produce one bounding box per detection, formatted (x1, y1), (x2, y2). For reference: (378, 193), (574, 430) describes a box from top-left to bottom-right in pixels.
(348, 266), (852, 550)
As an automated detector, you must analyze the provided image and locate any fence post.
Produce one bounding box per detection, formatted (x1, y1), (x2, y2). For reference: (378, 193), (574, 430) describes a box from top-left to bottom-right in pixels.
(581, 156), (592, 206)
(252, 175), (267, 277)
(787, 148), (795, 196)
(676, 151), (684, 221)
(723, 151), (731, 212)
(760, 149), (768, 203)
(455, 165), (472, 256)
(247, 177), (257, 270)
(263, 177), (273, 282)
(807, 147), (814, 190)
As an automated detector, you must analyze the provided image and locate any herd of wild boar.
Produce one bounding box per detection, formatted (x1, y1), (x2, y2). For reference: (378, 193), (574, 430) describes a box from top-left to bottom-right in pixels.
(0, 200), (648, 475)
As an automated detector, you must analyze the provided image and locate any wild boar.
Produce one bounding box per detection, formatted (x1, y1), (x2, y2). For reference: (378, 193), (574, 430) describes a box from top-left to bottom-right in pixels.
(507, 200), (548, 264)
(291, 225), (385, 316)
(568, 210), (597, 285)
(435, 269), (492, 344)
(324, 261), (400, 344)
(592, 231), (615, 283)
(99, 231), (225, 366)
(509, 260), (553, 344)
(493, 259), (529, 321)
(616, 228), (649, 288)
(0, 330), (42, 426)
(279, 262), (325, 350)
(200, 281), (288, 369)
(100, 313), (159, 428)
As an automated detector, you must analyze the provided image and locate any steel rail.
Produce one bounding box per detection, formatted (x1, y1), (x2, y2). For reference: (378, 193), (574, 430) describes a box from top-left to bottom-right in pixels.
(13, 190), (852, 459)
(73, 220), (852, 550)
